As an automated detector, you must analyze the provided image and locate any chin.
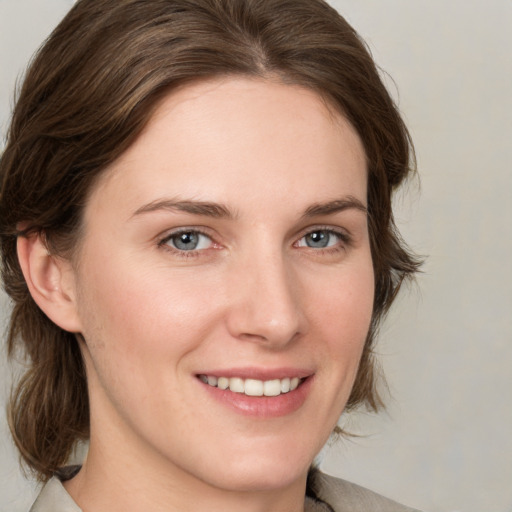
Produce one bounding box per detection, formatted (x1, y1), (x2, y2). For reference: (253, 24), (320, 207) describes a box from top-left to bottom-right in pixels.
(209, 466), (308, 494)
(193, 443), (314, 493)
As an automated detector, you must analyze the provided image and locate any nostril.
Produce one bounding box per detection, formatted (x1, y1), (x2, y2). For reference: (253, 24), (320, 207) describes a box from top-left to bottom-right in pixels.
(239, 332), (268, 342)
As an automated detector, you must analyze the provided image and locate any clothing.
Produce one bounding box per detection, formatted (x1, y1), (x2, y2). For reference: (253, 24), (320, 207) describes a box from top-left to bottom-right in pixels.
(30, 468), (421, 512)
(305, 470), (421, 511)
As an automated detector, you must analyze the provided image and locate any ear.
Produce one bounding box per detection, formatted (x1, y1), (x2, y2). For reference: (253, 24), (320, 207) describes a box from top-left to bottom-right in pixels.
(17, 233), (83, 333)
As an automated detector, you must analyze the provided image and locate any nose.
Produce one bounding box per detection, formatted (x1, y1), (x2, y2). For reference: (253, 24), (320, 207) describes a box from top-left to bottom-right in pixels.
(225, 250), (306, 348)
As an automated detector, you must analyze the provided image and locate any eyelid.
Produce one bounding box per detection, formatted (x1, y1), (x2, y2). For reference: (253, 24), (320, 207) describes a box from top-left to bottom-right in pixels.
(156, 224), (352, 257)
(158, 226), (219, 254)
(295, 225), (352, 245)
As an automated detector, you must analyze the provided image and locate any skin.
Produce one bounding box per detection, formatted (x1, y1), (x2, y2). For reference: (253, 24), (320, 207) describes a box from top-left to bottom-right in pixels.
(22, 77), (374, 512)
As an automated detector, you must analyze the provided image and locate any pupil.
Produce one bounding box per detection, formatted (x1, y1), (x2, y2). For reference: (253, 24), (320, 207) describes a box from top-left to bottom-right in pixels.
(307, 231), (328, 248)
(175, 232), (198, 250)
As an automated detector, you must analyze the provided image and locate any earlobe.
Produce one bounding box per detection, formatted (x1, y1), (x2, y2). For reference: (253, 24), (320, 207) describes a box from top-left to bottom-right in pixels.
(17, 233), (83, 333)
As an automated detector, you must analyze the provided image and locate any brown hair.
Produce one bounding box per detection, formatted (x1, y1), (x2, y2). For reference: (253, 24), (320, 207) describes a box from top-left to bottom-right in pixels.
(0, 0), (419, 482)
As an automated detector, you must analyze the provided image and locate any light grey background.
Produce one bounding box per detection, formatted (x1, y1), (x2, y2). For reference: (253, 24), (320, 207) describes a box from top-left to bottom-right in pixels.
(1, 1), (511, 511)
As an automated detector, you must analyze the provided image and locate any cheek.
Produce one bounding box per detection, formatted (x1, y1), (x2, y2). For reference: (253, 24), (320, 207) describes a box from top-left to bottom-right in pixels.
(308, 258), (374, 387)
(75, 254), (222, 368)
(309, 259), (374, 337)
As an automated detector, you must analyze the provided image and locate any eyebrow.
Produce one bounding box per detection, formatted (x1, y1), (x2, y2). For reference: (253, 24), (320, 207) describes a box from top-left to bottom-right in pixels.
(131, 196), (367, 220)
(302, 197), (367, 218)
(132, 199), (236, 219)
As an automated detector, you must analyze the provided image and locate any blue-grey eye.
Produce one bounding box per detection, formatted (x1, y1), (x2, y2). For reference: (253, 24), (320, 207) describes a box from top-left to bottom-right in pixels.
(298, 230), (341, 248)
(167, 231), (212, 251)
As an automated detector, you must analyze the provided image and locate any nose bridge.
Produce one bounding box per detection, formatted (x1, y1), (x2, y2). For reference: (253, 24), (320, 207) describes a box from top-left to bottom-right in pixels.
(226, 242), (303, 347)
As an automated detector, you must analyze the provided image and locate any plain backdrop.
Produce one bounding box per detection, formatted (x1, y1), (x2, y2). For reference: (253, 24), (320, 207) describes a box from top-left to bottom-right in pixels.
(1, 1), (511, 511)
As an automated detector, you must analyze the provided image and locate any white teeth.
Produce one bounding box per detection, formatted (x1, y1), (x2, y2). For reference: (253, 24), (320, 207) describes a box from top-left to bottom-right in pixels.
(245, 379), (263, 396)
(199, 375), (303, 396)
(263, 379), (281, 397)
(217, 377), (229, 390)
(229, 377), (245, 393)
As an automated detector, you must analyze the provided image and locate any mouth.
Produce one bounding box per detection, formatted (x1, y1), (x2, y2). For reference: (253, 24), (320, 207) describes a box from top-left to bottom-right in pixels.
(198, 374), (304, 397)
(195, 368), (314, 417)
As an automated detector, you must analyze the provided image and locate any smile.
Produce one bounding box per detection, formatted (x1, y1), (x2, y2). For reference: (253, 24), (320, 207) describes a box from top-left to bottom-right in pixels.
(198, 375), (302, 397)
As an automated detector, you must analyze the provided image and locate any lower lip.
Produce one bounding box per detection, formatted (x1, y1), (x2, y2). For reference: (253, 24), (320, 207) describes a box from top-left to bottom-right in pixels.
(198, 376), (314, 418)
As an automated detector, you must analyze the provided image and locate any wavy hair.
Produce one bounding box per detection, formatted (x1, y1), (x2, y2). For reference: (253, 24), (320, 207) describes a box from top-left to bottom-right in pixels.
(0, 0), (420, 482)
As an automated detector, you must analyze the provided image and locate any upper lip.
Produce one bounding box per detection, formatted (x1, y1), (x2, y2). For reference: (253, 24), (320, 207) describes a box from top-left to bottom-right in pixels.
(196, 367), (313, 381)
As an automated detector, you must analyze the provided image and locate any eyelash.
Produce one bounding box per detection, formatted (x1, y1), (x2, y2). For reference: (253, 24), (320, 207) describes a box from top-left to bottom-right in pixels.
(158, 228), (215, 258)
(158, 226), (351, 258)
(295, 227), (351, 254)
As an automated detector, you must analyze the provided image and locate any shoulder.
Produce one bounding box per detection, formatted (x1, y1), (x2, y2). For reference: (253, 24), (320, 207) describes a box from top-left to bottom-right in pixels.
(308, 470), (422, 512)
(29, 469), (82, 512)
(30, 467), (421, 512)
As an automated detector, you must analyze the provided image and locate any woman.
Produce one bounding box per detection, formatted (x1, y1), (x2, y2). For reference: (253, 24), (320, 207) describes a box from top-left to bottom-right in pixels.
(0, 0), (420, 510)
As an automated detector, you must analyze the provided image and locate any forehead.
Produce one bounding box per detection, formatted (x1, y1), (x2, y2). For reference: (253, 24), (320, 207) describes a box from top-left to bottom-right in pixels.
(87, 77), (367, 219)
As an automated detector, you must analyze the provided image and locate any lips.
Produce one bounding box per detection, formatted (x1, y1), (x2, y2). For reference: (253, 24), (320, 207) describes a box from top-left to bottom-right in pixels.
(198, 375), (302, 397)
(196, 369), (313, 417)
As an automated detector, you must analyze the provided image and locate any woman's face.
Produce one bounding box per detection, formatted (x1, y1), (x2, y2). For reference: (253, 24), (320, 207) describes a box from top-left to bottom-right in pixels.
(70, 77), (373, 493)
